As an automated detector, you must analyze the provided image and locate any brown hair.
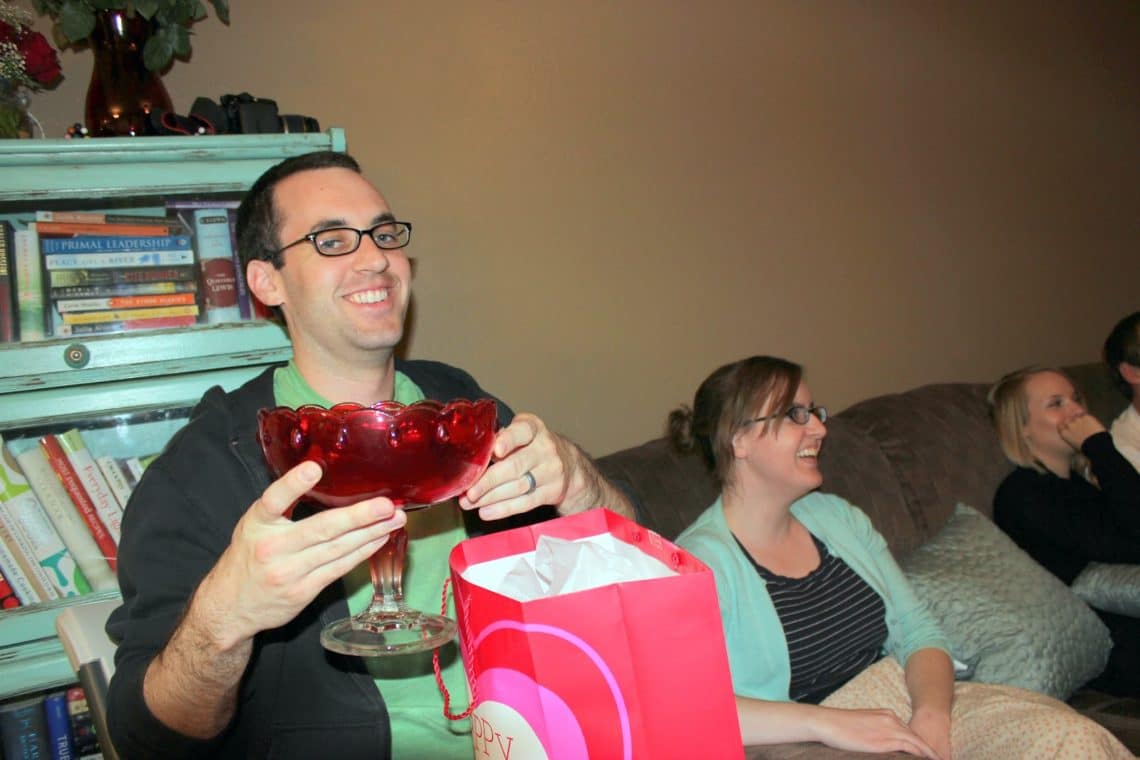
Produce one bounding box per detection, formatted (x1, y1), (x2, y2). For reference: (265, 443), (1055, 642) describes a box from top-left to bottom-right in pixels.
(667, 356), (801, 489)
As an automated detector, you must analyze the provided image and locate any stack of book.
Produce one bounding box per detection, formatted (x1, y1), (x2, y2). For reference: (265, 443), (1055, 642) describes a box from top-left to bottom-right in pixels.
(0, 429), (160, 608)
(0, 201), (267, 342)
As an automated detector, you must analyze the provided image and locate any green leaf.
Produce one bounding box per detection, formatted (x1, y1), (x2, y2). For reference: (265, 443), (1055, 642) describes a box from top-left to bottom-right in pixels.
(133, 0), (160, 19)
(190, 0), (207, 23)
(57, 1), (96, 42)
(142, 28), (174, 71)
(209, 0), (229, 25)
(171, 24), (191, 58)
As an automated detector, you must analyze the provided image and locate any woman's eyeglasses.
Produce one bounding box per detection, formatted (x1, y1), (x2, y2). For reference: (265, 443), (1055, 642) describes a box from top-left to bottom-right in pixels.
(743, 404), (828, 427)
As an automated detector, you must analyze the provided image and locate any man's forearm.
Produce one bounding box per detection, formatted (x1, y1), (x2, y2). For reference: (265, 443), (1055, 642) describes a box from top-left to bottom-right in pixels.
(142, 576), (253, 739)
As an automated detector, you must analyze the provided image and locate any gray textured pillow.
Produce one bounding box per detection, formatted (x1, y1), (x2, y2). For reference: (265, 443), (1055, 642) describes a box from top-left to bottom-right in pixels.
(899, 503), (1111, 700)
(1072, 563), (1140, 617)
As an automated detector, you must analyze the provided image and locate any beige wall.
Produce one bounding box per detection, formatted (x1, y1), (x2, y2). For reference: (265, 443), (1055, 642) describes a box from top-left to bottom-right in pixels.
(21, 1), (1139, 456)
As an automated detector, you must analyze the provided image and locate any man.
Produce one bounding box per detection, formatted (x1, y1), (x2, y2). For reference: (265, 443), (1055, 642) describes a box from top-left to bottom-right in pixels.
(105, 151), (635, 759)
(1104, 311), (1140, 472)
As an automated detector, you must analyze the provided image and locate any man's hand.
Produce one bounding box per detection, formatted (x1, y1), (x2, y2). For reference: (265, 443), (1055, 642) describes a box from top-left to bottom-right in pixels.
(458, 413), (634, 521)
(1059, 412), (1106, 451)
(143, 461), (406, 739)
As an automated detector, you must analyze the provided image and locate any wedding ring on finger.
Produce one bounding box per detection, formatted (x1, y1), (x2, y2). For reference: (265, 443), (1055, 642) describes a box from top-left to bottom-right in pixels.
(521, 470), (537, 496)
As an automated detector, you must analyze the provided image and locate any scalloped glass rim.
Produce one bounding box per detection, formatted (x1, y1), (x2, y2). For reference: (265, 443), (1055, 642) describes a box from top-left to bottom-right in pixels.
(257, 397), (498, 508)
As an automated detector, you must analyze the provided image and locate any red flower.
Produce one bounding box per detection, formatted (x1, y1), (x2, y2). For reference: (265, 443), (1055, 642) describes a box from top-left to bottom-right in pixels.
(17, 29), (61, 87)
(0, 19), (16, 46)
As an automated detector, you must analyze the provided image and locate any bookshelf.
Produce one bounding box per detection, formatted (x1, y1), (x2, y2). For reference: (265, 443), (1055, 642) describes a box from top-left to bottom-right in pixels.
(0, 129), (347, 702)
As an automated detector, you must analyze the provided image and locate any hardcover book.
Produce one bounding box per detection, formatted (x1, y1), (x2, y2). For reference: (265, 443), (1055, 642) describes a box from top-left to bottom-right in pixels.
(40, 233), (193, 254)
(0, 694), (50, 760)
(0, 521), (42, 604)
(59, 304), (199, 325)
(50, 280), (198, 299)
(42, 691), (74, 760)
(14, 226), (46, 341)
(42, 249), (195, 271)
(10, 442), (117, 590)
(191, 207), (242, 323)
(0, 435), (90, 598)
(48, 266), (197, 288)
(65, 687), (100, 759)
(36, 210), (176, 227)
(37, 435), (119, 574)
(34, 220), (179, 237)
(54, 292), (197, 313)
(55, 430), (124, 539)
(54, 314), (198, 338)
(0, 220), (17, 342)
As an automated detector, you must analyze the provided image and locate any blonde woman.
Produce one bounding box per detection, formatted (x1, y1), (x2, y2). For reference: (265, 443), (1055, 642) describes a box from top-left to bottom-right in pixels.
(990, 366), (1140, 697)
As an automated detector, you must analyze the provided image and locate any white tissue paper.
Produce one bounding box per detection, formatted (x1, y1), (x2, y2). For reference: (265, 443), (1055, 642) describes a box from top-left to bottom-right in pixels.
(461, 532), (678, 601)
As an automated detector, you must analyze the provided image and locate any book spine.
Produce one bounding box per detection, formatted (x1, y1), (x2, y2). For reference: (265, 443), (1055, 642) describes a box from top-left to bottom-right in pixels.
(51, 280), (198, 299)
(12, 444), (117, 590)
(56, 430), (124, 539)
(36, 210), (172, 226)
(60, 304), (199, 325)
(0, 566), (20, 609)
(0, 506), (60, 600)
(65, 687), (99, 759)
(95, 455), (133, 510)
(0, 436), (90, 598)
(14, 226), (46, 341)
(54, 314), (198, 337)
(55, 292), (197, 312)
(40, 233), (192, 254)
(0, 219), (16, 342)
(0, 523), (42, 604)
(228, 211), (252, 319)
(43, 691), (74, 760)
(38, 435), (119, 573)
(35, 220), (178, 236)
(48, 265), (197, 287)
(193, 207), (242, 323)
(0, 695), (51, 760)
(43, 248), (195, 270)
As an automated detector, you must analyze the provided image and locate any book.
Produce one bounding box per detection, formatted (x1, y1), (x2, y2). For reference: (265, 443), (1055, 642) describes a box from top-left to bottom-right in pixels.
(43, 249), (195, 271)
(0, 436), (90, 598)
(0, 220), (17, 342)
(36, 210), (174, 226)
(38, 434), (119, 574)
(48, 266), (197, 289)
(40, 233), (193, 255)
(51, 280), (198, 299)
(192, 207), (242, 323)
(60, 304), (199, 325)
(0, 523), (42, 604)
(54, 314), (198, 338)
(0, 567), (20, 609)
(95, 456), (133, 511)
(42, 691), (74, 760)
(35, 220), (180, 237)
(0, 508), (58, 601)
(14, 226), (46, 341)
(54, 292), (197, 313)
(11, 443), (116, 590)
(228, 211), (252, 319)
(65, 688), (99, 759)
(0, 694), (50, 760)
(55, 430), (124, 539)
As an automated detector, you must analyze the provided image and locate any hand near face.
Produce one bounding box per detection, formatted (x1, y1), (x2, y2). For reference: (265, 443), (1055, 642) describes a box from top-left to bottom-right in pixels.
(197, 460), (407, 647)
(1058, 412), (1105, 451)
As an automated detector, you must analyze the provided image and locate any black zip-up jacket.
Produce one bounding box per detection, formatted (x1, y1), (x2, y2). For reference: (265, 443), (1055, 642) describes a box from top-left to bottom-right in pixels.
(107, 360), (549, 759)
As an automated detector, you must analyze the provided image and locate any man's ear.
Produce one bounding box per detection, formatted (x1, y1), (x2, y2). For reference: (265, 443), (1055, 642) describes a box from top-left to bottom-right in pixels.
(246, 259), (284, 308)
(1119, 362), (1140, 386)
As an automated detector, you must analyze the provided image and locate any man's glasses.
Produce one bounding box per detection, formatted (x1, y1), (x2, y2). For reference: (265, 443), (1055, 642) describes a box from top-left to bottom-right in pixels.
(276, 221), (413, 258)
(743, 405), (828, 427)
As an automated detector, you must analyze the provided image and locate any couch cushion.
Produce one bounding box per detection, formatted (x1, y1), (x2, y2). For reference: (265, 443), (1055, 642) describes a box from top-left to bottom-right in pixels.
(818, 417), (924, 557)
(900, 503), (1112, 700)
(837, 383), (1013, 539)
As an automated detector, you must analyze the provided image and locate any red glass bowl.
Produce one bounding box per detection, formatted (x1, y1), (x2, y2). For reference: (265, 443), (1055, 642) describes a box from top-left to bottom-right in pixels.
(257, 399), (499, 508)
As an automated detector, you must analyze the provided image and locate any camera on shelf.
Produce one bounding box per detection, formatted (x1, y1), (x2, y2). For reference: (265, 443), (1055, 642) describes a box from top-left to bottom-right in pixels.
(189, 93), (321, 135)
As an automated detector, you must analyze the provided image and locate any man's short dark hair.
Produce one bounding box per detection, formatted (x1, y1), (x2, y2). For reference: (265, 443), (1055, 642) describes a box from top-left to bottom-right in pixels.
(235, 150), (362, 272)
(1103, 311), (1140, 399)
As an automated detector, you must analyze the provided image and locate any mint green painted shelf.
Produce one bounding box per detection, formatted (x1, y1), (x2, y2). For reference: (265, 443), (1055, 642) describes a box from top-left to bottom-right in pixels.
(0, 130), (346, 702)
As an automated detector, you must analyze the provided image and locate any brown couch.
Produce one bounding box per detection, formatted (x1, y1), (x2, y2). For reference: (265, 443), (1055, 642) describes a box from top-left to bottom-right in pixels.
(595, 362), (1140, 758)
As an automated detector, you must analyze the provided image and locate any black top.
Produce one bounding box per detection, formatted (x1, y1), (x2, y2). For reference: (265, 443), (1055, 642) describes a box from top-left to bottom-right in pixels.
(993, 432), (1140, 585)
(739, 533), (888, 704)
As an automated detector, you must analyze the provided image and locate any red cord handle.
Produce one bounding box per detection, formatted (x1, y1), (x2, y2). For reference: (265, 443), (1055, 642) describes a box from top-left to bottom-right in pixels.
(433, 577), (476, 721)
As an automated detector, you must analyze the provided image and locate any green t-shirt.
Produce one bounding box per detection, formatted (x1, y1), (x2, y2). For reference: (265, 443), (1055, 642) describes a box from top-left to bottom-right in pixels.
(273, 362), (473, 759)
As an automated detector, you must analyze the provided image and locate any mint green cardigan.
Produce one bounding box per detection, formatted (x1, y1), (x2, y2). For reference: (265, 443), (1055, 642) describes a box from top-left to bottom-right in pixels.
(677, 491), (949, 701)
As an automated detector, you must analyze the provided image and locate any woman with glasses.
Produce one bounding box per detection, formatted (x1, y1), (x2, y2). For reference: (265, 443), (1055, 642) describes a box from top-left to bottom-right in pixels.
(989, 367), (1140, 698)
(672, 356), (1130, 759)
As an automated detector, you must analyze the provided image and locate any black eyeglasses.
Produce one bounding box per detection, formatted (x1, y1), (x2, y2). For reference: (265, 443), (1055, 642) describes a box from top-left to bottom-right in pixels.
(276, 221), (413, 257)
(743, 404), (828, 427)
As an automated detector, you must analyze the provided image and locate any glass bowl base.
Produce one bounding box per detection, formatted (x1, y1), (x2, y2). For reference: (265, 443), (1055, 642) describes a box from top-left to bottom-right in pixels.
(320, 611), (458, 656)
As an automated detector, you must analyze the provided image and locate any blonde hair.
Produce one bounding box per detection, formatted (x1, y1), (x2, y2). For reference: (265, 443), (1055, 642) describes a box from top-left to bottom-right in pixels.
(988, 365), (1091, 479)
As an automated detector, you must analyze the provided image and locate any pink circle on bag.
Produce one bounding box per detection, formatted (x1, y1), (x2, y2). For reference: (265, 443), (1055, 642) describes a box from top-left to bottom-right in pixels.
(475, 668), (587, 760)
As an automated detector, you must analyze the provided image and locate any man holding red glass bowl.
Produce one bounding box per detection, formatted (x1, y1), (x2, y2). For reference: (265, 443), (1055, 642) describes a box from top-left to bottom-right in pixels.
(105, 151), (636, 760)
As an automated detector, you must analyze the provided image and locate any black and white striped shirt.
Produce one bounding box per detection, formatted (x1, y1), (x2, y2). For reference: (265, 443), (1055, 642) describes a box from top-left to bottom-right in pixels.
(738, 533), (888, 704)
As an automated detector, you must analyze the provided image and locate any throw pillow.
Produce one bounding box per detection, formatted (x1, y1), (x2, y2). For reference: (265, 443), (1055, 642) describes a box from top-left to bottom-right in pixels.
(1071, 563), (1140, 617)
(899, 503), (1111, 700)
